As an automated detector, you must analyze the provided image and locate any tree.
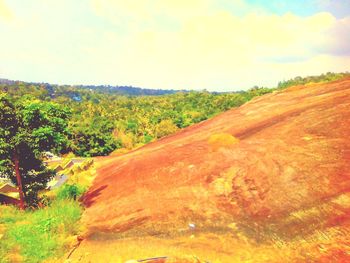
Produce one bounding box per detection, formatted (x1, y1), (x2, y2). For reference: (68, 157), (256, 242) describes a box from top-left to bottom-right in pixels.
(0, 94), (71, 209)
(155, 119), (179, 138)
(70, 116), (119, 157)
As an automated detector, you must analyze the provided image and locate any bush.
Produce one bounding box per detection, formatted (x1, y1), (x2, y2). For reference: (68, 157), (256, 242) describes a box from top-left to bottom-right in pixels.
(56, 184), (86, 201)
(155, 119), (179, 138)
(208, 133), (239, 151)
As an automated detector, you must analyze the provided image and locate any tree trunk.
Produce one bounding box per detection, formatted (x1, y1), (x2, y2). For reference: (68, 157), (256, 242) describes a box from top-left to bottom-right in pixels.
(13, 152), (25, 210)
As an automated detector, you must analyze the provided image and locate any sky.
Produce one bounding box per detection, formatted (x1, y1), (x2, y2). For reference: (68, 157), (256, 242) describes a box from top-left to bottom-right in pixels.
(0, 0), (349, 91)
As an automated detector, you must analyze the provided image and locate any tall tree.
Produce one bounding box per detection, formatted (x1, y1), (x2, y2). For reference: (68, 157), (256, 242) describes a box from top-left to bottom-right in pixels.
(0, 94), (71, 208)
(69, 116), (119, 157)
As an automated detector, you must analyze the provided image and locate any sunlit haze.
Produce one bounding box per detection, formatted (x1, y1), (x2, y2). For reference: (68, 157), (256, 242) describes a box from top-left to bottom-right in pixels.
(0, 0), (349, 91)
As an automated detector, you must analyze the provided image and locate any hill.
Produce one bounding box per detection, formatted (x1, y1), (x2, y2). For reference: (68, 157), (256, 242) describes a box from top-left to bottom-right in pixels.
(0, 78), (185, 96)
(69, 78), (350, 262)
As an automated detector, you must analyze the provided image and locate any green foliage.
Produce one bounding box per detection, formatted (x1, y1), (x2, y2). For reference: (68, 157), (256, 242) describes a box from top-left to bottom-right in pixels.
(0, 94), (71, 206)
(143, 133), (154, 144)
(277, 72), (350, 89)
(155, 119), (179, 138)
(69, 116), (120, 157)
(0, 80), (276, 157)
(1, 72), (348, 158)
(63, 90), (270, 154)
(56, 183), (86, 200)
(0, 199), (82, 263)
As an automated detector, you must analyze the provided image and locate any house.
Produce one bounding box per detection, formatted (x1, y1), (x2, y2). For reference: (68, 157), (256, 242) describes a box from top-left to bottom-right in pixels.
(63, 160), (74, 170)
(0, 183), (18, 194)
(0, 193), (19, 206)
(0, 183), (19, 200)
(54, 164), (64, 173)
(47, 174), (68, 190)
(71, 158), (85, 164)
(51, 174), (68, 189)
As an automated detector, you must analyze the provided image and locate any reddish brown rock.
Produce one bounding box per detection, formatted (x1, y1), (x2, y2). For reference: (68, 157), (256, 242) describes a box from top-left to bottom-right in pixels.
(82, 78), (350, 237)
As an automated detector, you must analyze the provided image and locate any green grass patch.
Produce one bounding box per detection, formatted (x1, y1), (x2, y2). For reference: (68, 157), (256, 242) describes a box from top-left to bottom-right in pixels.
(0, 199), (83, 263)
(56, 184), (86, 201)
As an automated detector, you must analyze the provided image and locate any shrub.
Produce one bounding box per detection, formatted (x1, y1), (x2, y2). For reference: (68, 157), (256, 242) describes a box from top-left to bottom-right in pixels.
(56, 183), (86, 201)
(208, 133), (239, 151)
(155, 119), (179, 138)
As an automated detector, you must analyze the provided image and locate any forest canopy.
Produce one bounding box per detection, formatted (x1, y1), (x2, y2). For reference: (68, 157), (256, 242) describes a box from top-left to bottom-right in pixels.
(1, 72), (348, 157)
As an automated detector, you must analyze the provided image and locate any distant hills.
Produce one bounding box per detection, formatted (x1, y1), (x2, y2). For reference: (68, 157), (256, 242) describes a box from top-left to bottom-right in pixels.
(75, 84), (188, 96)
(0, 78), (188, 96)
(2, 72), (350, 97)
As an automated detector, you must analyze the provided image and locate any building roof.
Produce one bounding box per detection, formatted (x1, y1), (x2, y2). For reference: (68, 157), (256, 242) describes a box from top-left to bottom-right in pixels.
(0, 183), (17, 194)
(48, 174), (68, 190)
(54, 164), (64, 172)
(63, 160), (74, 169)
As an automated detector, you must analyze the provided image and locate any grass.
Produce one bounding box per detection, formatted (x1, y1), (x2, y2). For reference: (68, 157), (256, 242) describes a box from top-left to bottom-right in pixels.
(0, 159), (94, 263)
(0, 199), (83, 263)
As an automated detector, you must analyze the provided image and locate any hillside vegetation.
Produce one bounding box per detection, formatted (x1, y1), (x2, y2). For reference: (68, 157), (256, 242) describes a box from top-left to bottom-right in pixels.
(1, 72), (348, 157)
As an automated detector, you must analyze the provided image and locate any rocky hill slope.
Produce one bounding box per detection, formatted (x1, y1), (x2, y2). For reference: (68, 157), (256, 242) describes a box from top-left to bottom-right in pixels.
(71, 78), (350, 262)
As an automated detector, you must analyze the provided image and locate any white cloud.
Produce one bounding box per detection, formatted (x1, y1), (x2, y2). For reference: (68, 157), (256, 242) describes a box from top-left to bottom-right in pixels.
(324, 16), (350, 56)
(0, 0), (349, 91)
(86, 1), (349, 90)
